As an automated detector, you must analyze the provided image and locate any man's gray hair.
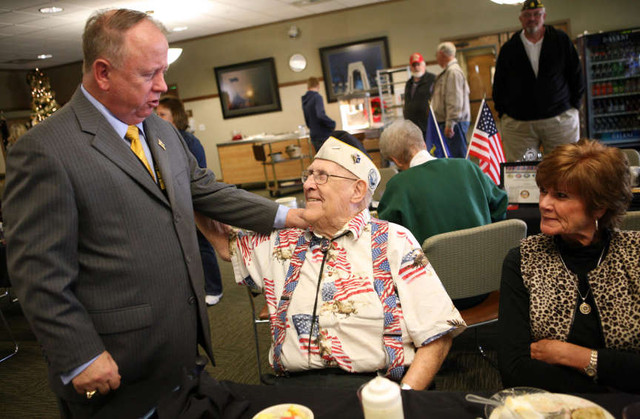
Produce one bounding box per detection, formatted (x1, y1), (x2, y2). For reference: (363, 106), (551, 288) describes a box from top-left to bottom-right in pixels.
(437, 42), (456, 57)
(379, 120), (426, 165)
(82, 9), (167, 74)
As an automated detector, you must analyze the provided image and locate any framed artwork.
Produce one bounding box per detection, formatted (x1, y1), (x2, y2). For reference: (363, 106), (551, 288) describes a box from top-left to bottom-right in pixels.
(319, 37), (390, 103)
(214, 57), (282, 119)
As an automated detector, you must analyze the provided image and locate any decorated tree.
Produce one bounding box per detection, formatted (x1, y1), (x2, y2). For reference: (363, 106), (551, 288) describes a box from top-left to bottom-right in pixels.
(27, 68), (60, 125)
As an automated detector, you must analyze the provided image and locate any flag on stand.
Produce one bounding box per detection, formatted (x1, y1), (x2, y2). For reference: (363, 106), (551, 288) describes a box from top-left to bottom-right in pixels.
(467, 100), (505, 184)
(425, 104), (451, 158)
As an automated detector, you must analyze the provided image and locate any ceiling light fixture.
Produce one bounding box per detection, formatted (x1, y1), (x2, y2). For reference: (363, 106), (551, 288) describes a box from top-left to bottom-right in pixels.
(172, 26), (188, 32)
(37, 54), (53, 60)
(168, 48), (183, 65)
(39, 6), (63, 14)
(490, 0), (522, 4)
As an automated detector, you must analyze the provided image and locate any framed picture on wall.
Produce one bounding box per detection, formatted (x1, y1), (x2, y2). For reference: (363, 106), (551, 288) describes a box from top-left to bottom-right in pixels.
(319, 37), (390, 103)
(214, 57), (282, 119)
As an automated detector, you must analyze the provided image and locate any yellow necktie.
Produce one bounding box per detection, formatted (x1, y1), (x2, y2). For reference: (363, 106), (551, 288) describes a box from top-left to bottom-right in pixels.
(125, 125), (154, 178)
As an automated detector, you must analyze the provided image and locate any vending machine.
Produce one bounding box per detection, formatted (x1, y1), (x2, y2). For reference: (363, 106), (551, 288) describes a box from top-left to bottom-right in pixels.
(577, 27), (640, 147)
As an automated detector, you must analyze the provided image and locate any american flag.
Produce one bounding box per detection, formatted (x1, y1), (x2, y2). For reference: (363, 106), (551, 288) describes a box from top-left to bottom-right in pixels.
(263, 277), (276, 309)
(398, 259), (424, 284)
(334, 275), (374, 300)
(467, 100), (505, 184)
(318, 330), (352, 370)
(292, 314), (320, 355)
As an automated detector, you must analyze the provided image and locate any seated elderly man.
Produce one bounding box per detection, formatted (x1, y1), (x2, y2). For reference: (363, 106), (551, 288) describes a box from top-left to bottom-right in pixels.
(378, 120), (508, 246)
(207, 137), (465, 390)
(377, 120), (508, 310)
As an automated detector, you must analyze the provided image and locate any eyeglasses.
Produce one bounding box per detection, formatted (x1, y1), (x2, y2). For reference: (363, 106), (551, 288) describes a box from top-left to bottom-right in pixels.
(301, 169), (358, 185)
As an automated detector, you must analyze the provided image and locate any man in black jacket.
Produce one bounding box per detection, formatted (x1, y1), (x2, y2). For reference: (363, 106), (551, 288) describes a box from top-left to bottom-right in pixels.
(403, 52), (436, 140)
(493, 0), (584, 161)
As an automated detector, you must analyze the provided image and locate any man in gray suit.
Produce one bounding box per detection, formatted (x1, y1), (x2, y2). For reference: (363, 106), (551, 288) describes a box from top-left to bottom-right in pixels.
(2, 9), (304, 418)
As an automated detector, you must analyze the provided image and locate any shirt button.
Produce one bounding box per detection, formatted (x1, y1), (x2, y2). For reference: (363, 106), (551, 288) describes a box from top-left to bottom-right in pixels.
(188, 296), (196, 305)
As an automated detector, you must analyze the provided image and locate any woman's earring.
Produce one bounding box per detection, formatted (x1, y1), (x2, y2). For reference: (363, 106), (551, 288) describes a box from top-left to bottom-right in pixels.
(595, 218), (599, 231)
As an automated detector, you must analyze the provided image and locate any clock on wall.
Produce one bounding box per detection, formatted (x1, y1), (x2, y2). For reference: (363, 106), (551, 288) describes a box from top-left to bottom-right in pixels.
(288, 53), (307, 72)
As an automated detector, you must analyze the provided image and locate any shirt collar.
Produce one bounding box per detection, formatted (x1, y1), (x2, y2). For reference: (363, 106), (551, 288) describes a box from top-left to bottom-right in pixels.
(306, 209), (371, 243)
(80, 84), (145, 139)
(410, 149), (437, 167)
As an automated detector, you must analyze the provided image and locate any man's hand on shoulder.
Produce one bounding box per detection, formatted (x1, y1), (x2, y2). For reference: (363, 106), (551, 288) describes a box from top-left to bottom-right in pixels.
(284, 208), (309, 229)
(72, 351), (121, 397)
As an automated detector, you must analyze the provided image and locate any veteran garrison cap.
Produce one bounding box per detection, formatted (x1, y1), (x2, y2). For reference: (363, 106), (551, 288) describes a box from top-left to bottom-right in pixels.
(522, 0), (544, 10)
(315, 137), (380, 193)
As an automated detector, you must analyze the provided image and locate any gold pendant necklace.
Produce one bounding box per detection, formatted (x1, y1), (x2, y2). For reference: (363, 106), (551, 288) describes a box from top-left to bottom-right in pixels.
(558, 245), (606, 316)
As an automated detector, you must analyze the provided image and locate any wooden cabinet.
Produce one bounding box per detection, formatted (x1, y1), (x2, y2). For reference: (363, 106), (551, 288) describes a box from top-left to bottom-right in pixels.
(217, 136), (312, 190)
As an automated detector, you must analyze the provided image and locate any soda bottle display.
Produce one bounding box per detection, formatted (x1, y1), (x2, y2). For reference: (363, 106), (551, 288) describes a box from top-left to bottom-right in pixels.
(583, 28), (640, 145)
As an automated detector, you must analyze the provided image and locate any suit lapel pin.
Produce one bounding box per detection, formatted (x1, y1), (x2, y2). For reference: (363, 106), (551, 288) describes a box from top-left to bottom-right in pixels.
(158, 139), (166, 150)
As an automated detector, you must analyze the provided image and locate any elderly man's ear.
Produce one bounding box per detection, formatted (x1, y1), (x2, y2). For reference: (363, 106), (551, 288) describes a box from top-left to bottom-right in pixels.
(351, 179), (368, 204)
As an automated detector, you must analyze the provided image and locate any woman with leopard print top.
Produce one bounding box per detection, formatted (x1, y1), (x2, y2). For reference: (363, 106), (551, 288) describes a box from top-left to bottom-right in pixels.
(498, 139), (640, 393)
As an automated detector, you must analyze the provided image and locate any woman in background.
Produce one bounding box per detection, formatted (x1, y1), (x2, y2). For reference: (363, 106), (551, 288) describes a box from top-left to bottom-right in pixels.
(157, 96), (223, 306)
(499, 139), (640, 393)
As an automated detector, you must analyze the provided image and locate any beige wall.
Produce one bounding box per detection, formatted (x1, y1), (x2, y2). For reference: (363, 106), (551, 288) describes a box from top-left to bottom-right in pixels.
(1, 0), (639, 177)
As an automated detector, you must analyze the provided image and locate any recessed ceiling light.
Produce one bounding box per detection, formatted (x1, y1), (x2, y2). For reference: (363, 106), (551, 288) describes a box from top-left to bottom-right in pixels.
(39, 6), (63, 14)
(172, 26), (188, 32)
(37, 54), (53, 60)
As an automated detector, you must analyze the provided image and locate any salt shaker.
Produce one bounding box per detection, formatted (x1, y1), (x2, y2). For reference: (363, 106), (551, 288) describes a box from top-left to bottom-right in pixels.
(360, 376), (404, 419)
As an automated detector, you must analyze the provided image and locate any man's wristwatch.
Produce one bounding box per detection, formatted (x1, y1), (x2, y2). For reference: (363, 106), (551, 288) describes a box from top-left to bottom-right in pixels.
(584, 350), (598, 379)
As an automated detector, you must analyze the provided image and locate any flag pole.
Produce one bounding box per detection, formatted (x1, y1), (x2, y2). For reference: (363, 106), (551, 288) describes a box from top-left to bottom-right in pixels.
(465, 98), (486, 160)
(429, 103), (449, 158)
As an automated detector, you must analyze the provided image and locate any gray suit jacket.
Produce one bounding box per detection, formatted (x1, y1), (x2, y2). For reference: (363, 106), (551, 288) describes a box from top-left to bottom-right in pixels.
(2, 87), (278, 415)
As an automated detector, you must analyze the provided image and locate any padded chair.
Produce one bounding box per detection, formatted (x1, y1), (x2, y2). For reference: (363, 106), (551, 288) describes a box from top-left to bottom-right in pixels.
(373, 166), (398, 202)
(422, 219), (527, 363)
(621, 211), (640, 231)
(621, 148), (640, 166)
(247, 288), (272, 384)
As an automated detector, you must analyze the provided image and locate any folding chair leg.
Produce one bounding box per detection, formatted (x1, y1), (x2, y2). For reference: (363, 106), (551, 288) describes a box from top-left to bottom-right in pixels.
(0, 306), (18, 363)
(474, 328), (497, 369)
(247, 289), (273, 385)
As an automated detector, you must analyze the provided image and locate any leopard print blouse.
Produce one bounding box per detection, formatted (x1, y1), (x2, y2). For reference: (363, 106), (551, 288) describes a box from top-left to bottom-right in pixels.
(520, 231), (640, 353)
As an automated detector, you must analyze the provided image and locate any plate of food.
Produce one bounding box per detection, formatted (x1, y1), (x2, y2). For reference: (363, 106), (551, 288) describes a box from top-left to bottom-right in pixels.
(553, 395), (613, 419)
(252, 403), (314, 419)
(485, 387), (613, 419)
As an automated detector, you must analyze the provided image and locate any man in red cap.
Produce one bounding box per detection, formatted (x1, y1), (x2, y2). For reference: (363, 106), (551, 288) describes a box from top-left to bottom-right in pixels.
(493, 0), (584, 161)
(403, 52), (436, 140)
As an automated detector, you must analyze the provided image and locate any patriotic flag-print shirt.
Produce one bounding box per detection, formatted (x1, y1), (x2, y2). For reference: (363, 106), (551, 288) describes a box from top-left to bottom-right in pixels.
(230, 209), (465, 373)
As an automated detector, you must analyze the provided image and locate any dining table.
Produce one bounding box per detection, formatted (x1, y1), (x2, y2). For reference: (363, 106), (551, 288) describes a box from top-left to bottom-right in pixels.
(224, 381), (640, 419)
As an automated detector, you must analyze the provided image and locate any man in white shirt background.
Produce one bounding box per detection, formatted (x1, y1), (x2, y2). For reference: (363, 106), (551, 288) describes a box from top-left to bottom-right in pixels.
(492, 0), (585, 161)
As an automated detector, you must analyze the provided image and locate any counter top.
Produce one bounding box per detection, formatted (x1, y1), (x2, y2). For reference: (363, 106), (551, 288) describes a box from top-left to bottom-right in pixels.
(218, 132), (305, 146)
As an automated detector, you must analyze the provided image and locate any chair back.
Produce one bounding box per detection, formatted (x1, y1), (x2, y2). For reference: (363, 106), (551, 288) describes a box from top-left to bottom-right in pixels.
(621, 148), (640, 166)
(373, 166), (398, 201)
(621, 211), (640, 231)
(422, 219), (527, 300)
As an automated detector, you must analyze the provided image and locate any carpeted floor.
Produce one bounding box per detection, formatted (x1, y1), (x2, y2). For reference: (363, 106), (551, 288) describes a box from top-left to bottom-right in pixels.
(0, 188), (503, 418)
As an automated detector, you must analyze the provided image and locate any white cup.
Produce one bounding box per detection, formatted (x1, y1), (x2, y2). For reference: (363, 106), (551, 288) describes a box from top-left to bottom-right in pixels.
(275, 196), (297, 209)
